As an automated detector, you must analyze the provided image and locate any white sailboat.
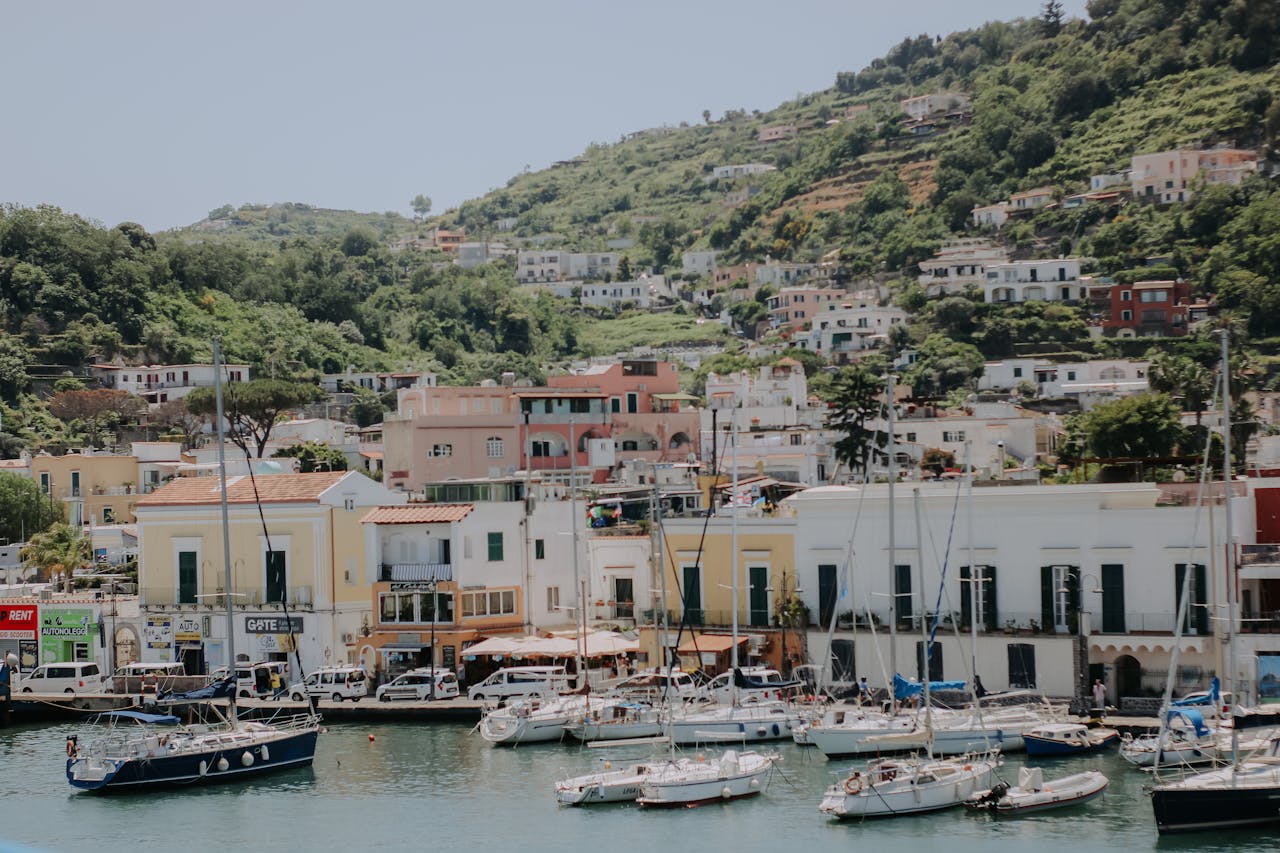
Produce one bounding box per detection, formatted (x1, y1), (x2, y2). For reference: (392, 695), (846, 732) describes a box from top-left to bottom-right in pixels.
(635, 749), (777, 807)
(479, 694), (605, 745)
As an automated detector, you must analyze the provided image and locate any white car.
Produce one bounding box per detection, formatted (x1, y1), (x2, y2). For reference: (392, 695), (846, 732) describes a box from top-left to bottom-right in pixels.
(375, 668), (459, 702)
(17, 662), (112, 695)
(288, 666), (368, 702)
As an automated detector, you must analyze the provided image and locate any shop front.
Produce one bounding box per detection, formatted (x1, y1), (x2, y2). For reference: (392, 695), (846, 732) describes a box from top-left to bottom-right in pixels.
(0, 603), (39, 674)
(40, 606), (100, 666)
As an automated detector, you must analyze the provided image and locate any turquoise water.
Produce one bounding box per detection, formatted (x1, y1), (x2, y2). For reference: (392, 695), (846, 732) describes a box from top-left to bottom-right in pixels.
(0, 720), (1275, 853)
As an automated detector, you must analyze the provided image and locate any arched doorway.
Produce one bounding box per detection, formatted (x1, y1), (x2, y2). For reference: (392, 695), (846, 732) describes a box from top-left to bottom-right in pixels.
(114, 626), (138, 670)
(1115, 654), (1141, 699)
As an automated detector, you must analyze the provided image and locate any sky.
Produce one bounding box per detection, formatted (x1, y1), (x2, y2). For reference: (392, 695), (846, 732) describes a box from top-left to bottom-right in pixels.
(1, 1), (1089, 233)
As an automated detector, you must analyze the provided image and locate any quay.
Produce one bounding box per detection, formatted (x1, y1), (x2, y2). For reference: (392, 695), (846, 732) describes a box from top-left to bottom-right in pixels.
(1, 693), (486, 724)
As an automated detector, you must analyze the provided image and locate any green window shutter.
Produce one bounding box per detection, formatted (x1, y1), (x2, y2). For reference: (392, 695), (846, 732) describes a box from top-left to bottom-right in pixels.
(959, 565), (972, 627)
(487, 532), (503, 561)
(682, 565), (702, 626)
(894, 564), (913, 620)
(1040, 566), (1055, 628)
(817, 564), (838, 628)
(178, 552), (197, 605)
(1194, 563), (1208, 635)
(982, 566), (998, 632)
(1101, 564), (1125, 633)
(748, 566), (769, 627)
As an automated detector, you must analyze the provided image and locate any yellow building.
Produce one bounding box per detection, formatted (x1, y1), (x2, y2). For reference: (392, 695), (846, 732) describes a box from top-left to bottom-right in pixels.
(30, 451), (141, 526)
(646, 513), (801, 675)
(133, 470), (404, 677)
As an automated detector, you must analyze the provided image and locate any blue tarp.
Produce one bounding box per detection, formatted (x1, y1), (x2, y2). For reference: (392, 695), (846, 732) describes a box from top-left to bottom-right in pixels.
(893, 673), (968, 700)
(1166, 708), (1210, 738)
(95, 710), (181, 725)
(1171, 677), (1220, 708)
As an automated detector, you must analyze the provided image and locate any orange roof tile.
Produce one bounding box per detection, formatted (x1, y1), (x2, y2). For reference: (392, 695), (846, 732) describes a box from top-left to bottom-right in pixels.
(136, 471), (349, 507)
(360, 504), (474, 524)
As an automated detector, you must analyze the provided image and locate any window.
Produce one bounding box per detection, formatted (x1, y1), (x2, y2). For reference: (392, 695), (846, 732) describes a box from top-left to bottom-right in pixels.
(1040, 565), (1078, 633)
(487, 532), (504, 561)
(530, 440), (551, 457)
(1120, 290), (1131, 302)
(627, 393), (639, 414)
(546, 586), (560, 611)
(1101, 564), (1126, 633)
(102, 507), (115, 524)
(960, 565), (997, 631)
(748, 566), (769, 627)
(1013, 367), (1023, 378)
(378, 592), (455, 624)
(70, 471), (81, 498)
(1121, 309), (1133, 321)
(682, 565), (703, 626)
(535, 539), (545, 560)
(39, 472), (50, 494)
(1067, 371), (1077, 381)
(461, 589), (517, 618)
(1140, 290), (1169, 303)
(818, 564), (838, 628)
(611, 398), (621, 413)
(893, 564), (912, 622)
(942, 430), (966, 443)
(905, 432), (917, 443)
(485, 436), (504, 458)
(1008, 643), (1036, 688)
(431, 444), (453, 457)
(569, 397), (592, 414)
(1175, 563), (1208, 634)
(790, 433), (802, 446)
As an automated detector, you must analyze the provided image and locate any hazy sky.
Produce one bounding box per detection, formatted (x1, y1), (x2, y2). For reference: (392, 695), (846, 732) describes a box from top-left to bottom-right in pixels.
(2, 1), (1089, 232)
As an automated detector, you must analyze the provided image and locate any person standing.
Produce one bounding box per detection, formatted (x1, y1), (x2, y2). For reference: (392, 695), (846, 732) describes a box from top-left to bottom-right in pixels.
(0, 653), (12, 723)
(1092, 678), (1107, 710)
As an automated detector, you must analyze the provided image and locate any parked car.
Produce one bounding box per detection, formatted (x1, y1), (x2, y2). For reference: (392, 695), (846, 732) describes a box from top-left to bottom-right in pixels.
(607, 669), (700, 702)
(17, 662), (112, 695)
(375, 668), (459, 702)
(209, 661), (289, 698)
(466, 665), (569, 704)
(288, 666), (368, 702)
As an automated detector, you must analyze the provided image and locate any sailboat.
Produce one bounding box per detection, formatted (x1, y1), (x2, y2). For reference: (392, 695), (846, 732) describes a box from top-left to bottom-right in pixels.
(819, 487), (1001, 819)
(1150, 330), (1280, 833)
(66, 337), (321, 791)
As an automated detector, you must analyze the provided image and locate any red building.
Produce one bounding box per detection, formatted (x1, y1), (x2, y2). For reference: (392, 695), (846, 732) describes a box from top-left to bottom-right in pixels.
(1101, 280), (1192, 338)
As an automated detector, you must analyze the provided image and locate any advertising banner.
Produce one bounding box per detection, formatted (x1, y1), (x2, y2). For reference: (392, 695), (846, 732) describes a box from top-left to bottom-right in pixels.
(0, 604), (38, 641)
(40, 607), (93, 661)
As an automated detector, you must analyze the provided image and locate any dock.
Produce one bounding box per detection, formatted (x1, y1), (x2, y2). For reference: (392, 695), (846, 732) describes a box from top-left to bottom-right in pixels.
(0, 693), (486, 724)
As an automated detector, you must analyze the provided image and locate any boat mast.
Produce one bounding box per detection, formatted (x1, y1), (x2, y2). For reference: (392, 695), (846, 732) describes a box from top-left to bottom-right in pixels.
(965, 442), (978, 693)
(730, 407), (740, 673)
(1220, 329), (1239, 768)
(214, 336), (237, 723)
(914, 488), (931, 753)
(569, 418), (586, 691)
(886, 374), (897, 700)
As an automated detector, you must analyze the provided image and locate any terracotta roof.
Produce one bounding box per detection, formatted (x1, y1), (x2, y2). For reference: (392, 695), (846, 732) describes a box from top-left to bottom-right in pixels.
(676, 634), (748, 654)
(136, 471), (349, 507)
(360, 504), (474, 524)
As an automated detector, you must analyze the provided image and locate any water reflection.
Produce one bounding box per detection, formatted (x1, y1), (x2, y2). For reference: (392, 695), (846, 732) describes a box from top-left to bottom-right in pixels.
(0, 721), (1277, 853)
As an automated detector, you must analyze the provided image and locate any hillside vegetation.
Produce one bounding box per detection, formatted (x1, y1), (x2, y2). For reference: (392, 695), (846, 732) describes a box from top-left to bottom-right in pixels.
(3, 0), (1280, 453)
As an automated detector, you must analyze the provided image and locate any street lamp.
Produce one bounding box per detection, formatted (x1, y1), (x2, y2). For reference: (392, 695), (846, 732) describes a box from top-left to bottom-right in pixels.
(773, 569), (804, 678)
(426, 578), (438, 700)
(1057, 572), (1103, 703)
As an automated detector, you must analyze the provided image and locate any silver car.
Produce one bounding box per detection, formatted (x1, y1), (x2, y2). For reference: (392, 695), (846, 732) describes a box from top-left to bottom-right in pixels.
(375, 668), (459, 701)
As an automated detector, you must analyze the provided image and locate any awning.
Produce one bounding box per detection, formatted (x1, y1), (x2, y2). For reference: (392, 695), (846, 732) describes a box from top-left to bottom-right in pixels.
(652, 393), (699, 401)
(676, 634), (748, 654)
(1240, 565), (1280, 581)
(380, 643), (431, 652)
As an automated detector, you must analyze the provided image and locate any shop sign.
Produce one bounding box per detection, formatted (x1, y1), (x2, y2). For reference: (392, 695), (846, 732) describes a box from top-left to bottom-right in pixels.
(175, 616), (202, 643)
(145, 616), (174, 650)
(245, 616), (303, 634)
(0, 604), (38, 640)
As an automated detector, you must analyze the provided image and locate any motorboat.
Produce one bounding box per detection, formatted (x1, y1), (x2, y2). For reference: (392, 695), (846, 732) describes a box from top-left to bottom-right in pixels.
(635, 749), (777, 807)
(1024, 722), (1119, 757)
(1150, 734), (1280, 832)
(1121, 708), (1222, 767)
(664, 698), (803, 745)
(564, 700), (663, 742)
(819, 751), (1000, 818)
(478, 695), (603, 745)
(67, 709), (319, 791)
(965, 767), (1108, 814)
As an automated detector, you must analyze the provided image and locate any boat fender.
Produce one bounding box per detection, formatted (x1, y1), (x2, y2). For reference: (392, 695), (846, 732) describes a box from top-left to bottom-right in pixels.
(963, 764), (971, 771)
(241, 751), (255, 767)
(750, 777), (760, 789)
(772, 723), (780, 736)
(756, 727), (767, 736)
(216, 757), (230, 772)
(199, 760), (208, 776)
(721, 786), (732, 799)
(843, 773), (863, 795)
(260, 745), (270, 761)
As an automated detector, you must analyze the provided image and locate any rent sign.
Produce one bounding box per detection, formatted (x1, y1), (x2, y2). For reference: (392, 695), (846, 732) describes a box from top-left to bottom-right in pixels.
(0, 604), (38, 640)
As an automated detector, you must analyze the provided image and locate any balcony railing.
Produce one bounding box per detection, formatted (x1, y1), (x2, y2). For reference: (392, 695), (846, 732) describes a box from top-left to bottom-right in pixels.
(1242, 544), (1280, 566)
(141, 586), (313, 608)
(379, 563), (453, 583)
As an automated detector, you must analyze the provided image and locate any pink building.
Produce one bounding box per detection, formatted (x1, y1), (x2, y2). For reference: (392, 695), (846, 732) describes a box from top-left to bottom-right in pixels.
(765, 286), (844, 332)
(1130, 148), (1257, 204)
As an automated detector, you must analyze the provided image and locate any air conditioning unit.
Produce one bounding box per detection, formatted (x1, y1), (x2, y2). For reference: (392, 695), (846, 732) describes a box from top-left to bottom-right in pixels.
(341, 632), (355, 644)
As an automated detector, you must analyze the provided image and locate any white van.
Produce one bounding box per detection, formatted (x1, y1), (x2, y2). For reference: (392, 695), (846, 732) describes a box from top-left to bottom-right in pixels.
(288, 666), (368, 702)
(467, 665), (569, 704)
(608, 669), (700, 702)
(375, 668), (460, 701)
(18, 662), (111, 695)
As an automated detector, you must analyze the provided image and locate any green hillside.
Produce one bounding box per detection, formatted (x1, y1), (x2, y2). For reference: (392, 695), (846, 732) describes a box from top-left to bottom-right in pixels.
(4, 0), (1280, 454)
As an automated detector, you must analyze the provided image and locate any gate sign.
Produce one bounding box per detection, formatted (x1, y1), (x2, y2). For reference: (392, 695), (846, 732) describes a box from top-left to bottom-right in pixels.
(0, 604), (38, 640)
(244, 616), (303, 634)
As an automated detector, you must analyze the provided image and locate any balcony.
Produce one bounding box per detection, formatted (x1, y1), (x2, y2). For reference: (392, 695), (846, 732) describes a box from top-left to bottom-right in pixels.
(379, 563), (453, 583)
(140, 586), (314, 608)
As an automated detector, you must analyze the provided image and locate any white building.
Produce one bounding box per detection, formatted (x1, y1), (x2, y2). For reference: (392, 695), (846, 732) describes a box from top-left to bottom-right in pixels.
(899, 92), (971, 120)
(972, 202), (1010, 229)
(682, 250), (718, 275)
(796, 300), (908, 361)
(456, 241), (514, 269)
(917, 240), (1010, 297)
(983, 258), (1084, 304)
(707, 163), (777, 181)
(885, 401), (1039, 478)
(578, 275), (669, 311)
(979, 358), (1150, 409)
(789, 479), (1257, 699)
(92, 362), (250, 406)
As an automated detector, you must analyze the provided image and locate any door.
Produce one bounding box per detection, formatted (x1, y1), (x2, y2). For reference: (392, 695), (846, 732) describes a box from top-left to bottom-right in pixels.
(916, 641), (942, 682)
(818, 564), (838, 628)
(613, 577), (634, 619)
(1008, 643), (1036, 688)
(266, 551), (287, 604)
(682, 565), (703, 626)
(178, 551), (197, 605)
(748, 566), (769, 627)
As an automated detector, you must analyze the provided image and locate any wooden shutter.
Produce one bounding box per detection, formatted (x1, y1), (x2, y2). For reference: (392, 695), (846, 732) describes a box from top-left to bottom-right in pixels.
(1101, 564), (1125, 633)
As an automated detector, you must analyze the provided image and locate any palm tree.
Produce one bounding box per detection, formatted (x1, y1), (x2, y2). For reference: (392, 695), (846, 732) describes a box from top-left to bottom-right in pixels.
(1148, 353), (1213, 427)
(20, 523), (90, 592)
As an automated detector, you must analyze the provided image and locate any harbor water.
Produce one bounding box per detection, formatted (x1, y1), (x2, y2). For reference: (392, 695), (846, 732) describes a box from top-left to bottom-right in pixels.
(0, 719), (1275, 853)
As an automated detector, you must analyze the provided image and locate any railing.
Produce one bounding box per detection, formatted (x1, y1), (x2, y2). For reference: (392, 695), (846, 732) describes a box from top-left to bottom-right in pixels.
(140, 586), (314, 608)
(379, 563), (453, 583)
(1240, 611), (1280, 633)
(1242, 544), (1280, 566)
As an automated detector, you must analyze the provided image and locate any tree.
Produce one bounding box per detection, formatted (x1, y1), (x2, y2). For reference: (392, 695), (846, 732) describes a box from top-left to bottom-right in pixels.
(20, 522), (89, 590)
(0, 332), (30, 403)
(272, 441), (348, 473)
(47, 389), (147, 448)
(349, 387), (388, 428)
(1148, 353), (1213, 427)
(186, 379), (325, 458)
(903, 335), (984, 397)
(0, 472), (55, 544)
(616, 255), (633, 282)
(150, 398), (207, 448)
(826, 364), (889, 478)
(411, 194), (432, 218)
(1081, 393), (1182, 460)
(1040, 0), (1064, 37)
